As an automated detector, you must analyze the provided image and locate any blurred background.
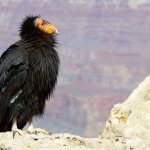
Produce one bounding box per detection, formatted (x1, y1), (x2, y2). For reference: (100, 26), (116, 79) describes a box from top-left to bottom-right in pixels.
(0, 0), (150, 137)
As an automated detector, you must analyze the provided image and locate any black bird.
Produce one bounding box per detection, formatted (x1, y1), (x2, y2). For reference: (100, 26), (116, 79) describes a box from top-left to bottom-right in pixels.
(0, 16), (60, 134)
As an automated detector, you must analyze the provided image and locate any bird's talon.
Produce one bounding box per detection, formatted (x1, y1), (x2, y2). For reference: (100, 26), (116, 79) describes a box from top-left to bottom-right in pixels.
(12, 129), (24, 138)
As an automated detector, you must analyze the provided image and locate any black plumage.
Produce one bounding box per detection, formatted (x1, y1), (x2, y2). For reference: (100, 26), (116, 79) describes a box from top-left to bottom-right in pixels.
(0, 16), (60, 132)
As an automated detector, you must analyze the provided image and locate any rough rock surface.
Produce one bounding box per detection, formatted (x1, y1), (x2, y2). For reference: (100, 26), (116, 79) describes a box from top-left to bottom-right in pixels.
(100, 75), (150, 149)
(1, 76), (150, 150)
(0, 131), (102, 150)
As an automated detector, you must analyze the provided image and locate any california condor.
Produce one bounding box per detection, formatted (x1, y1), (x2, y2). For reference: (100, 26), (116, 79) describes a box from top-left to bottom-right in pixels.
(0, 16), (60, 134)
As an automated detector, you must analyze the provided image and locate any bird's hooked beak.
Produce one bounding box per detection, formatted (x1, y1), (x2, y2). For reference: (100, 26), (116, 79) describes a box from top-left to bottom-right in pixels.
(35, 18), (58, 34)
(44, 23), (59, 34)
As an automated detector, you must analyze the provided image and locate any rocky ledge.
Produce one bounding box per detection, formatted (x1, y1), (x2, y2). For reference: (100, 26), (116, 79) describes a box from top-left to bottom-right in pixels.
(1, 76), (150, 150)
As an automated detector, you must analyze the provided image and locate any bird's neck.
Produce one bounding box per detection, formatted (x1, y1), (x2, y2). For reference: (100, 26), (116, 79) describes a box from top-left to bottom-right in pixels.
(21, 33), (57, 48)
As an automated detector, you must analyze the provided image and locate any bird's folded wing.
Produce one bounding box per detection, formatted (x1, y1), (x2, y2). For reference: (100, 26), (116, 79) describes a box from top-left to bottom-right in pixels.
(0, 44), (28, 125)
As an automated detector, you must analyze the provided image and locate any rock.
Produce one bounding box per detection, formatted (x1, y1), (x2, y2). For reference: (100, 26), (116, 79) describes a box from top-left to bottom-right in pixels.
(0, 131), (102, 150)
(100, 75), (150, 149)
(1, 76), (150, 149)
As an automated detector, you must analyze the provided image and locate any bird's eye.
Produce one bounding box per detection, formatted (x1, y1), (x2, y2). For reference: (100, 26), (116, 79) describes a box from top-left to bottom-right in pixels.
(35, 18), (44, 27)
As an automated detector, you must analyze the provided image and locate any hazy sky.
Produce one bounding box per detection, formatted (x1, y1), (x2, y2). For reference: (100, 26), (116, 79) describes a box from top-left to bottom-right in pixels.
(0, 0), (149, 8)
(128, 0), (148, 9)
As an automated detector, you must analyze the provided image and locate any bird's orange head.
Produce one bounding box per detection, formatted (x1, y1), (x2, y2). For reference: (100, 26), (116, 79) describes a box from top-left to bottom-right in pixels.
(20, 15), (58, 39)
(34, 18), (58, 35)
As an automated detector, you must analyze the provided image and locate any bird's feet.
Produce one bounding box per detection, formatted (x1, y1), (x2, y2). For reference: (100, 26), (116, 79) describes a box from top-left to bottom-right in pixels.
(11, 117), (24, 138)
(12, 128), (24, 138)
(27, 128), (49, 135)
